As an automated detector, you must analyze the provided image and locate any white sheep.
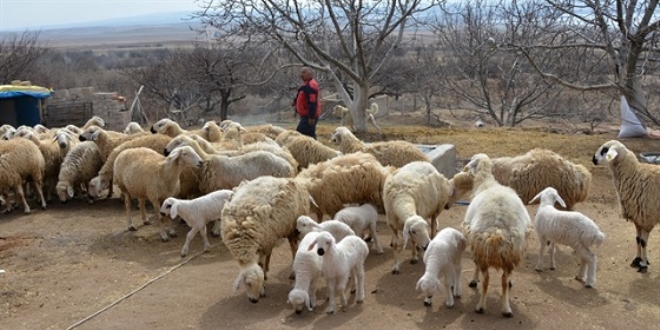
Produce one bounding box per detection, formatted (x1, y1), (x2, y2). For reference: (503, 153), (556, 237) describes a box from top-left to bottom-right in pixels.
(529, 187), (605, 288)
(288, 231), (323, 314)
(330, 126), (429, 168)
(306, 231), (369, 314)
(82, 116), (106, 130)
(223, 176), (311, 303)
(332, 102), (382, 133)
(56, 141), (103, 204)
(296, 216), (356, 242)
(462, 153), (531, 318)
(113, 146), (204, 241)
(281, 134), (342, 170)
(593, 140), (660, 273)
(334, 203), (383, 254)
(383, 161), (454, 273)
(416, 227), (466, 308)
(0, 138), (47, 213)
(160, 189), (234, 257)
(123, 122), (145, 134)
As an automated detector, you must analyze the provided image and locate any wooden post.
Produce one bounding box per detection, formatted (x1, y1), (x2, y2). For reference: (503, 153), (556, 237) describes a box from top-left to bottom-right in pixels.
(128, 85), (144, 122)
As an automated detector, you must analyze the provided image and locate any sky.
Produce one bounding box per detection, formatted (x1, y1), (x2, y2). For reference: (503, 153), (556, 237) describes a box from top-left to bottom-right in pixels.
(0, 0), (204, 30)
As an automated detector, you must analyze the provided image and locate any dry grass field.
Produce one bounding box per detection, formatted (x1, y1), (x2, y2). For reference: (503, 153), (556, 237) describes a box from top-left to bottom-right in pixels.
(2, 116), (660, 330)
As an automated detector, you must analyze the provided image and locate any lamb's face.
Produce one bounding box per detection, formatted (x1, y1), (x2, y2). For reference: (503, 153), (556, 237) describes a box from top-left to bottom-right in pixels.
(159, 199), (175, 217)
(234, 264), (265, 303)
(295, 216), (316, 237)
(87, 176), (107, 199)
(404, 216), (431, 251)
(592, 140), (627, 166)
(287, 289), (309, 314)
(312, 232), (335, 256)
(329, 127), (349, 144)
(417, 278), (438, 300)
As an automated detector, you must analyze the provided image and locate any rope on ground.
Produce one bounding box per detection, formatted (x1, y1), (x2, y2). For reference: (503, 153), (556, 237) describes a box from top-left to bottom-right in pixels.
(66, 243), (221, 330)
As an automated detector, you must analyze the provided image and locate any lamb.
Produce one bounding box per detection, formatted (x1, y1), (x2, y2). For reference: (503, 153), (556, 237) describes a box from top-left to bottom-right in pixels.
(332, 102), (382, 133)
(491, 149), (592, 210)
(281, 134), (342, 170)
(416, 227), (466, 308)
(0, 138), (47, 213)
(334, 203), (383, 254)
(592, 140), (658, 273)
(123, 122), (145, 134)
(330, 126), (429, 168)
(296, 216), (356, 242)
(113, 146), (204, 241)
(159, 189), (234, 257)
(383, 161), (455, 273)
(295, 152), (394, 221)
(287, 231), (323, 314)
(529, 187), (605, 288)
(56, 141), (103, 204)
(462, 153), (531, 317)
(306, 231), (369, 314)
(222, 176), (311, 303)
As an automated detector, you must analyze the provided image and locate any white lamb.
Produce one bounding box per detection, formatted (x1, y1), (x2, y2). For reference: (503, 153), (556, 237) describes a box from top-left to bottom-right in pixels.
(160, 189), (234, 257)
(296, 216), (356, 242)
(306, 231), (369, 314)
(334, 203), (383, 254)
(416, 227), (466, 307)
(288, 231), (323, 314)
(529, 187), (605, 288)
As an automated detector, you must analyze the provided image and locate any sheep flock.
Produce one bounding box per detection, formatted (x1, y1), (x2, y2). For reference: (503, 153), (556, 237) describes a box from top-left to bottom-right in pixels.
(1, 115), (651, 322)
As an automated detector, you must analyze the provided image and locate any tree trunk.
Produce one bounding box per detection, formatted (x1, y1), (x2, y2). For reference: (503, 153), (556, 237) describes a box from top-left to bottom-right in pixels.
(349, 83), (370, 133)
(220, 100), (229, 121)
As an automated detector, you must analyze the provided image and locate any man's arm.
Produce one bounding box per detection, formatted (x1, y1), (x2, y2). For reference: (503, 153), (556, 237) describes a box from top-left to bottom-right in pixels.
(302, 85), (318, 119)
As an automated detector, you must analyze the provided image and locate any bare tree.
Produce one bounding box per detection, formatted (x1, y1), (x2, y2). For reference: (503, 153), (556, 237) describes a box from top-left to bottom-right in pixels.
(0, 31), (50, 84)
(195, 0), (440, 132)
(506, 0), (660, 127)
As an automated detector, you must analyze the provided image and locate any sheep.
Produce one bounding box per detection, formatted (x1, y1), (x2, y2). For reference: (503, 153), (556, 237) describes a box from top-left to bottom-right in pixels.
(330, 126), (429, 168)
(65, 125), (83, 135)
(0, 124), (14, 137)
(592, 140), (659, 273)
(78, 125), (141, 162)
(159, 189), (234, 257)
(383, 161), (455, 273)
(82, 116), (106, 130)
(288, 231), (323, 314)
(222, 176), (311, 303)
(113, 146), (204, 241)
(33, 124), (50, 134)
(306, 231), (369, 314)
(89, 133), (173, 199)
(416, 227), (466, 308)
(462, 153), (531, 317)
(221, 121), (270, 148)
(123, 122), (145, 134)
(296, 216), (356, 242)
(52, 129), (79, 158)
(21, 131), (63, 201)
(334, 203), (383, 254)
(332, 102), (382, 133)
(295, 152), (394, 221)
(219, 120), (286, 140)
(529, 187), (605, 288)
(150, 118), (189, 137)
(281, 134), (342, 170)
(199, 121), (223, 142)
(56, 141), (103, 204)
(275, 129), (303, 147)
(0, 138), (47, 213)
(491, 149), (592, 210)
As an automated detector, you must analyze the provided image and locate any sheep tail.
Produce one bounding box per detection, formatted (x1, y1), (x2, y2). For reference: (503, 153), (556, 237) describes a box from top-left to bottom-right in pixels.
(471, 229), (521, 270)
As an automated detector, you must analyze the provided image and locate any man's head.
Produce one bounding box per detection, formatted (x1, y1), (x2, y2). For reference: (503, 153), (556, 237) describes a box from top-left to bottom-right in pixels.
(300, 67), (313, 81)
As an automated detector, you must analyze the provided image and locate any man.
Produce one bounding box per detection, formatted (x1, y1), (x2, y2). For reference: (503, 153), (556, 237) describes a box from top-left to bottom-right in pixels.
(293, 67), (321, 139)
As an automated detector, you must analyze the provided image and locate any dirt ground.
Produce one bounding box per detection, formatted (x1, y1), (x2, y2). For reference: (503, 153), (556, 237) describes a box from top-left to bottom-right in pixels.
(2, 119), (660, 330)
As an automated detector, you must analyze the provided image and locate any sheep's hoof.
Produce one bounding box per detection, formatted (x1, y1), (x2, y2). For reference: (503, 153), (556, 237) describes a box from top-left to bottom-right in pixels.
(356, 299), (364, 304)
(535, 268), (543, 272)
(363, 236), (372, 243)
(41, 205), (47, 210)
(503, 312), (513, 318)
(249, 298), (259, 304)
(295, 310), (302, 315)
(638, 265), (648, 273)
(446, 302), (454, 308)
(350, 288), (357, 294)
(288, 273), (296, 280)
(630, 257), (643, 268)
(509, 280), (513, 288)
(391, 269), (400, 275)
(585, 284), (594, 289)
(475, 307), (484, 314)
(409, 259), (418, 265)
(423, 300), (432, 307)
(143, 220), (152, 226)
(160, 236), (170, 242)
(168, 231), (178, 238)
(211, 232), (221, 238)
(325, 309), (335, 314)
(128, 226), (137, 232)
(23, 208), (31, 214)
(574, 276), (584, 282)
(550, 267), (556, 271)
(469, 281), (478, 288)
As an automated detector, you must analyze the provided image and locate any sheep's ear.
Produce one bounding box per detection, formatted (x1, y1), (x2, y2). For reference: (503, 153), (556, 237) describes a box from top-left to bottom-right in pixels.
(51, 135), (58, 142)
(308, 195), (319, 209)
(466, 159), (479, 175)
(553, 192), (567, 208)
(170, 203), (179, 219)
(606, 148), (618, 161)
(232, 273), (245, 293)
(90, 130), (100, 141)
(66, 186), (75, 198)
(402, 228), (410, 251)
(415, 278), (423, 292)
(307, 239), (317, 251)
(167, 149), (181, 161)
(529, 191), (544, 204)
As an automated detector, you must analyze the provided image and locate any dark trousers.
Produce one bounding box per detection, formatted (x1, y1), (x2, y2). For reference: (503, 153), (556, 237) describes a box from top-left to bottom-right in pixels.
(296, 116), (317, 140)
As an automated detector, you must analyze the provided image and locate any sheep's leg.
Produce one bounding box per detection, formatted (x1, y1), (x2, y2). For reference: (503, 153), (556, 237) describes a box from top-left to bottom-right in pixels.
(574, 245), (597, 287)
(309, 276), (319, 310)
(501, 270), (513, 317)
(337, 275), (349, 310)
(325, 279), (337, 314)
(469, 261), (480, 288)
(14, 184), (30, 214)
(123, 192), (136, 231)
(181, 226), (201, 257)
(410, 238), (419, 264)
(287, 233), (298, 280)
(370, 221), (383, 254)
(138, 198), (149, 225)
(535, 237), (547, 272)
(390, 230), (403, 274)
(368, 113), (382, 133)
(475, 268), (489, 314)
(349, 268), (358, 293)
(631, 223), (643, 268)
(200, 224), (211, 252)
(32, 181), (47, 210)
(445, 270), (455, 308)
(454, 262), (463, 298)
(549, 243), (557, 270)
(356, 263), (365, 303)
(638, 229), (651, 273)
(211, 219), (222, 237)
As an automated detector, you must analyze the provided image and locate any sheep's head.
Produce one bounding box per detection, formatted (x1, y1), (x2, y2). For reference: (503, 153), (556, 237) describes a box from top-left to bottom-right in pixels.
(465, 153), (494, 176)
(79, 126), (104, 142)
(65, 125), (82, 134)
(222, 122), (247, 139)
(219, 120), (236, 132)
(1, 126), (16, 140)
(88, 176), (109, 199)
(403, 216), (431, 251)
(52, 129), (74, 149)
(84, 116), (106, 128)
(447, 171), (474, 208)
(159, 197), (178, 219)
(150, 118), (176, 134)
(33, 124), (49, 134)
(56, 181), (74, 203)
(233, 263), (265, 303)
(307, 231), (336, 256)
(287, 288), (312, 314)
(123, 122), (143, 134)
(529, 187), (567, 208)
(163, 135), (194, 156)
(329, 126), (352, 144)
(416, 275), (442, 306)
(296, 215), (319, 238)
(592, 140), (628, 166)
(166, 145), (203, 169)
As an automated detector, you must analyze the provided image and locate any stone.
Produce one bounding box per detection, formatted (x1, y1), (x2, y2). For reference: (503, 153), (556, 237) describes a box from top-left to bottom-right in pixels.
(416, 144), (457, 180)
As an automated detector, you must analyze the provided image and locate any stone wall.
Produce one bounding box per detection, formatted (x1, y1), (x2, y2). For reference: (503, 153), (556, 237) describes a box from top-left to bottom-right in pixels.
(43, 87), (129, 131)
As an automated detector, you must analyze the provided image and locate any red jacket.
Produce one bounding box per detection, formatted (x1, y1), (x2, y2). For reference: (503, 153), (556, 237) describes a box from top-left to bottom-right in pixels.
(294, 79), (321, 118)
